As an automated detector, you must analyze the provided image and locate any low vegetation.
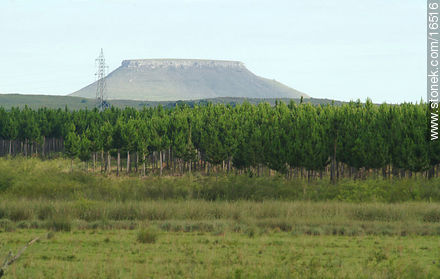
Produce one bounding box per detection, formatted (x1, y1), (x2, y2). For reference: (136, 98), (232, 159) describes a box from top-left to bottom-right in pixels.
(1, 158), (440, 278)
(1, 230), (440, 279)
(1, 199), (440, 237)
(136, 227), (159, 244)
(1, 158), (440, 202)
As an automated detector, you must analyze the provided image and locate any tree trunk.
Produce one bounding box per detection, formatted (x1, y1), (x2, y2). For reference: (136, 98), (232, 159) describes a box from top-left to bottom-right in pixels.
(101, 150), (104, 173)
(392, 165), (399, 179)
(117, 150), (121, 176)
(336, 162), (340, 180)
(143, 153), (146, 177)
(152, 152), (156, 174)
(168, 147), (171, 170)
(160, 150), (163, 176)
(107, 151), (111, 174)
(24, 139), (28, 157)
(330, 134), (337, 184)
(41, 136), (45, 157)
(382, 167), (387, 179)
(126, 151), (130, 174)
(135, 152), (138, 173)
(400, 169), (405, 178)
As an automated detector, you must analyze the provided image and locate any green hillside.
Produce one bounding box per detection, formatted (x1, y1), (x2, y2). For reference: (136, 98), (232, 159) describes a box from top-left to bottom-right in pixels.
(0, 94), (343, 110)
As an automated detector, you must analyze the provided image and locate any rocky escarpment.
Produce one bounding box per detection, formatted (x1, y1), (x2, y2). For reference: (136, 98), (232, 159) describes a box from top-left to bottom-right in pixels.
(71, 59), (308, 101)
(121, 59), (246, 69)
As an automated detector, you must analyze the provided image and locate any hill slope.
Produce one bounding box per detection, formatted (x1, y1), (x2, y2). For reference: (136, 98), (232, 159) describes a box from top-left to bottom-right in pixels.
(71, 59), (309, 101)
(0, 94), (341, 110)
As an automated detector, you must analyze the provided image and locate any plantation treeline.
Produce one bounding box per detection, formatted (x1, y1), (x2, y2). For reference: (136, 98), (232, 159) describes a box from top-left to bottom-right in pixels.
(0, 100), (437, 180)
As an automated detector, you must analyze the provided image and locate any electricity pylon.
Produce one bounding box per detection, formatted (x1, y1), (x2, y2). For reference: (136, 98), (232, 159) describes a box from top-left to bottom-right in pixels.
(95, 48), (109, 111)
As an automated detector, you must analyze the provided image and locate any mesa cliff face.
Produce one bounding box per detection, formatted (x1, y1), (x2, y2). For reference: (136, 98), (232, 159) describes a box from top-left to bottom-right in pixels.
(121, 59), (246, 69)
(71, 59), (308, 101)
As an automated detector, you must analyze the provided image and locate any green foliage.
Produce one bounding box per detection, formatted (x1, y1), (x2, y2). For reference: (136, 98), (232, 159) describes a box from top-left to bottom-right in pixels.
(137, 227), (159, 244)
(46, 217), (72, 232)
(0, 218), (16, 232)
(78, 132), (91, 162)
(64, 123), (80, 160)
(0, 100), (434, 179)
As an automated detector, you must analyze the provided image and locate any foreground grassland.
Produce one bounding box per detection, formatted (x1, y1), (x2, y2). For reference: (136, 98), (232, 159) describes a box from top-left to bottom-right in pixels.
(1, 158), (440, 278)
(1, 231), (440, 279)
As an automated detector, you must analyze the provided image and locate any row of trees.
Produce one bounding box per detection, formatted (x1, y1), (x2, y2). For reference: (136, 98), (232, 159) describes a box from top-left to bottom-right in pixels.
(0, 100), (437, 181)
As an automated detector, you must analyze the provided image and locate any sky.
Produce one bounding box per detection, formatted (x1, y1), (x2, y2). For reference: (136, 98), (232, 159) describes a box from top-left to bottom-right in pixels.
(0, 0), (425, 103)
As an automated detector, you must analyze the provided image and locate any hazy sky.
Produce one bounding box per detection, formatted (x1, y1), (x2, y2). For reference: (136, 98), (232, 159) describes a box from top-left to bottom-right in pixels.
(0, 0), (424, 103)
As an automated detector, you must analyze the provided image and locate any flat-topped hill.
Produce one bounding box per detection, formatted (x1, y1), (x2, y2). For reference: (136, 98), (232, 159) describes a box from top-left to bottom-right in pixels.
(71, 59), (309, 101)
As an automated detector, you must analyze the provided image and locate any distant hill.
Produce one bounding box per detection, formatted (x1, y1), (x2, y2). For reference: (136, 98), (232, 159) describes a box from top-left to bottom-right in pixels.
(0, 94), (343, 110)
(71, 59), (309, 101)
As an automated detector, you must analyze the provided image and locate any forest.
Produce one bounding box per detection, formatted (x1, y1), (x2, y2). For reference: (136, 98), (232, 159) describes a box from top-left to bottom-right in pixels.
(0, 100), (436, 181)
(1, 101), (440, 279)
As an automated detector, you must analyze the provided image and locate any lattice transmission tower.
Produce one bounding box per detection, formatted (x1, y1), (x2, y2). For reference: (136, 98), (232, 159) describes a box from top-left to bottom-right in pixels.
(95, 48), (109, 111)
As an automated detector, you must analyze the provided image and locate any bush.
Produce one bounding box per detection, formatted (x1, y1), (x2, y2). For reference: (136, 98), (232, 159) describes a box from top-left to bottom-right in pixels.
(256, 219), (292, 232)
(47, 217), (72, 232)
(47, 231), (55, 239)
(245, 226), (256, 238)
(351, 206), (403, 222)
(8, 206), (32, 221)
(0, 218), (15, 232)
(137, 227), (159, 244)
(37, 205), (55, 220)
(423, 210), (440, 222)
(0, 170), (13, 192)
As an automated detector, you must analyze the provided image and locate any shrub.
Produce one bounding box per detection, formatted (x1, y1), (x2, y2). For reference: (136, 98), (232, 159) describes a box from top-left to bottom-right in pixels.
(37, 205), (55, 220)
(256, 219), (292, 232)
(0, 170), (13, 192)
(8, 206), (32, 221)
(351, 206), (403, 222)
(423, 210), (440, 222)
(47, 217), (72, 232)
(17, 220), (31, 229)
(245, 226), (256, 238)
(137, 227), (159, 244)
(160, 222), (172, 232)
(0, 218), (15, 232)
(47, 231), (55, 239)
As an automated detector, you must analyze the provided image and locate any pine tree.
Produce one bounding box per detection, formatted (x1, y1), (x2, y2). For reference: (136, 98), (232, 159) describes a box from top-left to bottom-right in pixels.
(64, 123), (80, 171)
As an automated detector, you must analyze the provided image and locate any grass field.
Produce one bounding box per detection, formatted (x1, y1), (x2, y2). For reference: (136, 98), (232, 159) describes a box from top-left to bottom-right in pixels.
(1, 158), (440, 278)
(2, 200), (440, 278)
(1, 230), (440, 279)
